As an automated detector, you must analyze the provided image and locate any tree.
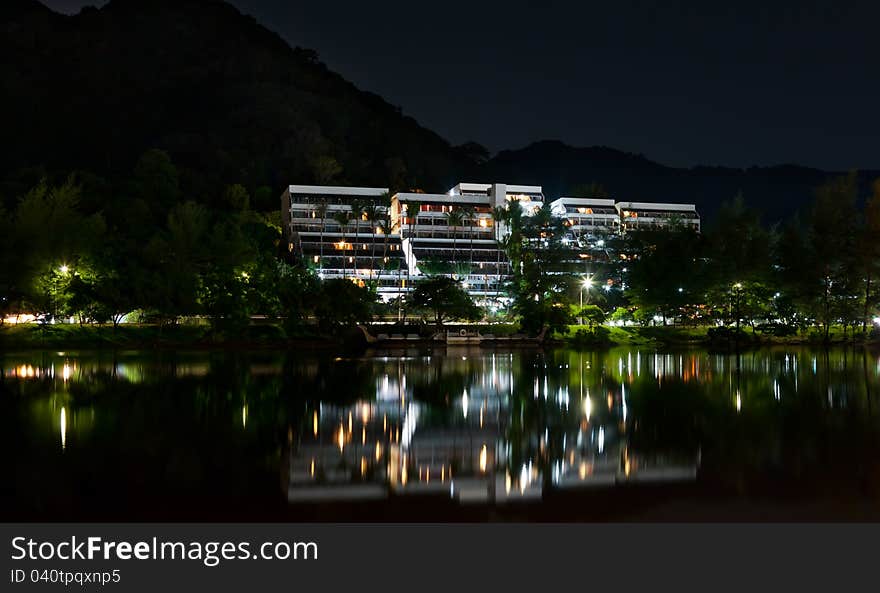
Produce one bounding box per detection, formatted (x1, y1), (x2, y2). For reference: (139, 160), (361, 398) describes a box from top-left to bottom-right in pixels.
(445, 209), (464, 265)
(309, 155), (342, 185)
(363, 203), (381, 280)
(132, 149), (181, 215)
(578, 304), (607, 329)
(610, 306), (633, 325)
(13, 177), (105, 316)
(349, 199), (365, 274)
(223, 184), (250, 211)
(315, 199), (329, 274)
(807, 172), (860, 340)
(332, 210), (352, 277)
(507, 203), (574, 335)
(275, 262), (318, 334)
(623, 223), (708, 325)
(313, 278), (376, 333)
(860, 179), (880, 332)
(411, 276), (482, 329)
(460, 205), (476, 272)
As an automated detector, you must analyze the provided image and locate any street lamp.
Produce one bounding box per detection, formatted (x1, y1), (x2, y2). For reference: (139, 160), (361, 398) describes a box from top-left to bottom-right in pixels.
(732, 282), (743, 331)
(54, 265), (70, 323)
(579, 275), (594, 325)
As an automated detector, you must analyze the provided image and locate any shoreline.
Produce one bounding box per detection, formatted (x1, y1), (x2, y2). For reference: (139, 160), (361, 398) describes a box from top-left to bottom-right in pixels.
(2, 323), (878, 352)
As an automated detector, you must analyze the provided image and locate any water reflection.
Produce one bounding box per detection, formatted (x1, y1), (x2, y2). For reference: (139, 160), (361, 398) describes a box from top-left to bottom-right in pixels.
(2, 347), (880, 518)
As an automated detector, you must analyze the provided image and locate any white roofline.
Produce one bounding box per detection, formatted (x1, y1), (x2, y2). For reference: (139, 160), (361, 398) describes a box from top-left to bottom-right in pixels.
(615, 201), (698, 212)
(451, 182), (543, 194)
(506, 185), (544, 193)
(288, 185), (388, 196)
(394, 193), (490, 204)
(551, 197), (617, 207)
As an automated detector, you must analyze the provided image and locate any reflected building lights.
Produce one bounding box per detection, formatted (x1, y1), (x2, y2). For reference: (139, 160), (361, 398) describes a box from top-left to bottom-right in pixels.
(60, 407), (67, 451)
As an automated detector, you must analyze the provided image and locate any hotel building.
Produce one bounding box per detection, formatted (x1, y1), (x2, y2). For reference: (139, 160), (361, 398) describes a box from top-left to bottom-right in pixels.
(616, 201), (701, 233)
(281, 185), (407, 298)
(283, 182), (699, 299)
(390, 182), (544, 298)
(549, 197), (620, 247)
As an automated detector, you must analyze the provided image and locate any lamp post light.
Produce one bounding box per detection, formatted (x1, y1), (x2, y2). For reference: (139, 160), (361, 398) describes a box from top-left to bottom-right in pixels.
(732, 282), (743, 331)
(579, 275), (594, 325)
(54, 265), (70, 323)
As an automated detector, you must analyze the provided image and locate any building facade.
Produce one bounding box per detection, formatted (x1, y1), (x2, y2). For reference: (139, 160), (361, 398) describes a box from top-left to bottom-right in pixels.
(281, 185), (407, 298)
(390, 183), (543, 298)
(615, 201), (701, 233)
(283, 183), (699, 299)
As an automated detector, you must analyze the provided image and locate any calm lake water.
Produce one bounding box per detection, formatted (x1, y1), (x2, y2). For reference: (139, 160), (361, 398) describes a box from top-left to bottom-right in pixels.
(3, 346), (880, 521)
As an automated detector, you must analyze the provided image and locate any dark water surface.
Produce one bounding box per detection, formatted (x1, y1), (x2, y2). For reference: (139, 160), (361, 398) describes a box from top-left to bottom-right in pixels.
(3, 346), (880, 521)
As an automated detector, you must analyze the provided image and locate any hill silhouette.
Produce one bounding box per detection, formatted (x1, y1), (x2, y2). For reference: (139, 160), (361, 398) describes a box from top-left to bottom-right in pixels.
(2, 0), (876, 220)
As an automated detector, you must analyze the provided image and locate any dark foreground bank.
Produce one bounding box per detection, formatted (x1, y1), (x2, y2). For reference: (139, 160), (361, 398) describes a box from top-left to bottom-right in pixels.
(3, 323), (879, 351)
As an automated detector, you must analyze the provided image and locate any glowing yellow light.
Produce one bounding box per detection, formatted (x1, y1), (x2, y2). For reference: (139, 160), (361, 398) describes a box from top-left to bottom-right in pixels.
(337, 425), (345, 451)
(479, 444), (488, 473)
(241, 404), (248, 428)
(62, 363), (72, 382)
(60, 407), (67, 451)
(375, 442), (382, 461)
(310, 458), (315, 477)
(313, 411), (318, 437)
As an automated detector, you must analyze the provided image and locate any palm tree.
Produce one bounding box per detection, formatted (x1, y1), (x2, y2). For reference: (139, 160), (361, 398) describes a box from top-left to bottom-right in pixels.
(461, 205), (476, 274)
(445, 209), (464, 266)
(378, 213), (392, 272)
(491, 205), (509, 290)
(349, 199), (365, 276)
(333, 210), (352, 278)
(363, 203), (381, 280)
(315, 199), (329, 275)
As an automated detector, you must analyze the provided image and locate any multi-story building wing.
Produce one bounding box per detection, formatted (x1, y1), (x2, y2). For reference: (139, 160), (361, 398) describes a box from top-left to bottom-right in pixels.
(282, 182), (699, 300)
(281, 185), (407, 298)
(615, 201), (701, 233)
(549, 197), (619, 247)
(390, 183), (544, 298)
(391, 191), (507, 297)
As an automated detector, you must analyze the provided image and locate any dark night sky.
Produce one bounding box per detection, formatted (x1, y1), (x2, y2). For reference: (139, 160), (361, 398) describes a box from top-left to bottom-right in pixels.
(42, 0), (880, 170)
